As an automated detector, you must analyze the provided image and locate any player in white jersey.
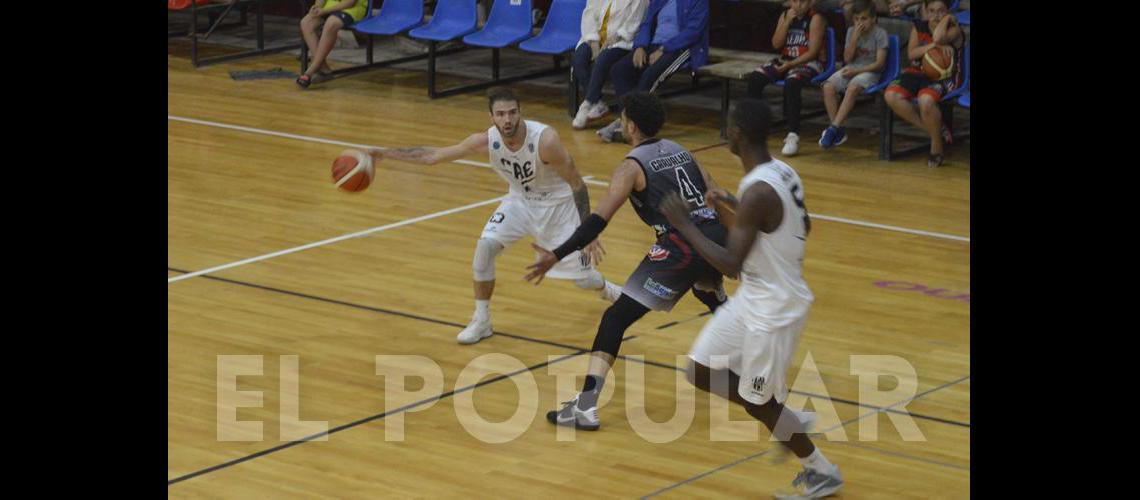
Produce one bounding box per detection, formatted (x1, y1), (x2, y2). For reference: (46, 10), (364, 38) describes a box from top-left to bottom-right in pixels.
(659, 98), (843, 498)
(369, 87), (623, 345)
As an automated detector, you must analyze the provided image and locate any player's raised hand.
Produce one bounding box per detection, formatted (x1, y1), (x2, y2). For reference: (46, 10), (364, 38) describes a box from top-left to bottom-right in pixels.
(525, 243), (558, 285)
(584, 239), (606, 266)
(658, 192), (692, 228)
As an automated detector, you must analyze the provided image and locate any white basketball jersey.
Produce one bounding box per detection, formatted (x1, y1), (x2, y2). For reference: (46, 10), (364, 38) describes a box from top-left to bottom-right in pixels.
(487, 120), (573, 206)
(735, 159), (814, 326)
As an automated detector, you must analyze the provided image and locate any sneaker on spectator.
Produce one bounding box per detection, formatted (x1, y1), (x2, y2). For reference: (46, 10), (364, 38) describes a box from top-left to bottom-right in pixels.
(572, 101), (591, 129)
(819, 126), (837, 149)
(597, 119), (623, 143)
(782, 132), (800, 156)
(832, 126), (848, 147)
(586, 101), (609, 121)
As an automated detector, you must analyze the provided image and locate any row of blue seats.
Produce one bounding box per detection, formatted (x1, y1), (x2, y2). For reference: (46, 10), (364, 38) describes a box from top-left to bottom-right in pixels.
(319, 0), (586, 98)
(335, 0), (969, 159)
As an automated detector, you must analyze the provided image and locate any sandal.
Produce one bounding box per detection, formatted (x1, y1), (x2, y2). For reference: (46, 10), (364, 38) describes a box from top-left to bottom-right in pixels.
(295, 74), (312, 89)
(928, 153), (944, 168)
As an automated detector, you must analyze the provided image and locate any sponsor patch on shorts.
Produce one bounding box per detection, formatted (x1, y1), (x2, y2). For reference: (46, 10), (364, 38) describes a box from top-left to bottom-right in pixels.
(643, 277), (678, 300)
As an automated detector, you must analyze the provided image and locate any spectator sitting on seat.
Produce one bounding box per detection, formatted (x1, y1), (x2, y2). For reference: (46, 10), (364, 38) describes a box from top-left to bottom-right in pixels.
(596, 0), (709, 143)
(819, 0), (888, 149)
(296, 0), (368, 89)
(571, 0), (650, 129)
(744, 0), (826, 156)
(883, 0), (962, 167)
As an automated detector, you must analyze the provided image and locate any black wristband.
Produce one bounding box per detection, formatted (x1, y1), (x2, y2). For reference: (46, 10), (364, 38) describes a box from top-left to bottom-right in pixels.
(552, 214), (608, 260)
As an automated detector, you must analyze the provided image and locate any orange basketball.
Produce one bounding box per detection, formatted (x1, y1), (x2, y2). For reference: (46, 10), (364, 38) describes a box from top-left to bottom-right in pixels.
(331, 149), (374, 193)
(921, 46), (955, 81)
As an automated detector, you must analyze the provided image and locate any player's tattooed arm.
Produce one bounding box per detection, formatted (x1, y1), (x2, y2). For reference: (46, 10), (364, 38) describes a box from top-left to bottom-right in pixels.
(384, 147), (432, 162)
(368, 132), (488, 165)
(573, 183), (591, 223)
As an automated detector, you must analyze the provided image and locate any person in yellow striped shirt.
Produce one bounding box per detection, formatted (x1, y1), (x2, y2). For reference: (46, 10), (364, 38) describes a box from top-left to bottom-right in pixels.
(297, 0), (369, 88)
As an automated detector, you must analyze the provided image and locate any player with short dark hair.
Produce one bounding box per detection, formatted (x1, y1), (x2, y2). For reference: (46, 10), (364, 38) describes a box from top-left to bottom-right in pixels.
(369, 87), (623, 345)
(658, 98), (843, 498)
(525, 91), (729, 430)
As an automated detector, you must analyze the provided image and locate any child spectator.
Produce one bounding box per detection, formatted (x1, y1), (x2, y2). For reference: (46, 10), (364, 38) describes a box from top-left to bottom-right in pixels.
(745, 0), (827, 156)
(883, 0), (963, 166)
(819, 0), (888, 149)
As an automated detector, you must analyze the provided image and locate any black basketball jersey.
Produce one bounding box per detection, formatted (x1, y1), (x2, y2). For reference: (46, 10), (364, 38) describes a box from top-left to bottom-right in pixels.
(625, 138), (719, 235)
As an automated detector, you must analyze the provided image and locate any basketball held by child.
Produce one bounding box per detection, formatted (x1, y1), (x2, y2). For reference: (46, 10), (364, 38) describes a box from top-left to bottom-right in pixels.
(921, 46), (955, 81)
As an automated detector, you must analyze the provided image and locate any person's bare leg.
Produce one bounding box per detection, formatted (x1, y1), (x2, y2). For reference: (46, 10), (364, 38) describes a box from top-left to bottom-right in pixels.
(305, 15), (344, 78)
(822, 82), (840, 123)
(299, 13), (321, 61)
(833, 85), (864, 126)
(885, 91), (925, 129)
(918, 94), (944, 155)
(474, 280), (494, 300)
(687, 360), (816, 458)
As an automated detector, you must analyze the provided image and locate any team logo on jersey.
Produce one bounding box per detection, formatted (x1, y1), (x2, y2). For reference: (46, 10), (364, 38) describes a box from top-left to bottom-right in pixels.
(752, 376), (765, 393)
(647, 245), (670, 262)
(489, 212), (505, 224)
(493, 141), (501, 150)
(643, 277), (678, 300)
(501, 159), (535, 184)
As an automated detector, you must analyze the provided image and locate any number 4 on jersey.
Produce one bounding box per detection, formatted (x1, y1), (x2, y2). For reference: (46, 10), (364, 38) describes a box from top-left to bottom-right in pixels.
(675, 167), (705, 206)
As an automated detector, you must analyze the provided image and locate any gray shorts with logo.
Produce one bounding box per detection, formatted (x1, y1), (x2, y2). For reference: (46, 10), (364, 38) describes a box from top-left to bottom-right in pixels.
(622, 223), (727, 312)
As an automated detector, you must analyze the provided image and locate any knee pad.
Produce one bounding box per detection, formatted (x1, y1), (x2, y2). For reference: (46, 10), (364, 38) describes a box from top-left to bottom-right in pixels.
(573, 269), (605, 290)
(472, 238), (504, 281)
(591, 295), (650, 358)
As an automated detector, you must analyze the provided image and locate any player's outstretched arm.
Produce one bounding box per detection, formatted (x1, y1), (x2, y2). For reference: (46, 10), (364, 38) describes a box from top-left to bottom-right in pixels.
(368, 132), (488, 165)
(658, 182), (782, 280)
(524, 160), (644, 284)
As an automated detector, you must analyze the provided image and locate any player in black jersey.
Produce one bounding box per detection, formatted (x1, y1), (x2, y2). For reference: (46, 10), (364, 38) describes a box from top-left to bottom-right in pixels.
(524, 92), (730, 430)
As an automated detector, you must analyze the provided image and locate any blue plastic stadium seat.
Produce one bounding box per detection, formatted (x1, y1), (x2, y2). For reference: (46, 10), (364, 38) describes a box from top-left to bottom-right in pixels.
(519, 0), (586, 54)
(354, 0), (424, 36)
(958, 91), (969, 108)
(408, 0), (478, 42)
(463, 0), (534, 48)
(956, 9), (969, 26)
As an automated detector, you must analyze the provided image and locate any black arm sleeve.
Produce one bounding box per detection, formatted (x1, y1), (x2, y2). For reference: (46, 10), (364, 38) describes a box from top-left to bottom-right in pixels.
(552, 214), (608, 260)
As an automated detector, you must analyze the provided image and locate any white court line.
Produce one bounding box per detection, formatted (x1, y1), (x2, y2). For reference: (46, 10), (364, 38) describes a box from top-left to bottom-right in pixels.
(168, 196), (506, 284)
(169, 115), (969, 243)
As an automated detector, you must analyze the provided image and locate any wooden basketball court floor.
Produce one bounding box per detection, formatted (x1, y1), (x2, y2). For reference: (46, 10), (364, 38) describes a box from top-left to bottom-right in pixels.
(168, 42), (970, 498)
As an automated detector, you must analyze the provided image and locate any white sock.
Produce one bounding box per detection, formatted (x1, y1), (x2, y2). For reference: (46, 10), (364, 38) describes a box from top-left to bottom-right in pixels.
(474, 300), (490, 321)
(799, 448), (835, 474)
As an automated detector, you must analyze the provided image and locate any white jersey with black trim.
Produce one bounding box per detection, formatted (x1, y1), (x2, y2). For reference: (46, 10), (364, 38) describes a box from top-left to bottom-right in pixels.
(735, 159), (815, 326)
(487, 120), (574, 206)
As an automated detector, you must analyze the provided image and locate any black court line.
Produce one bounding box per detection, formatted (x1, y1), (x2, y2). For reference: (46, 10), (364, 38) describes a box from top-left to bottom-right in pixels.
(167, 267), (637, 351)
(168, 350), (586, 486)
(641, 374), (971, 498)
(169, 267), (968, 428)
